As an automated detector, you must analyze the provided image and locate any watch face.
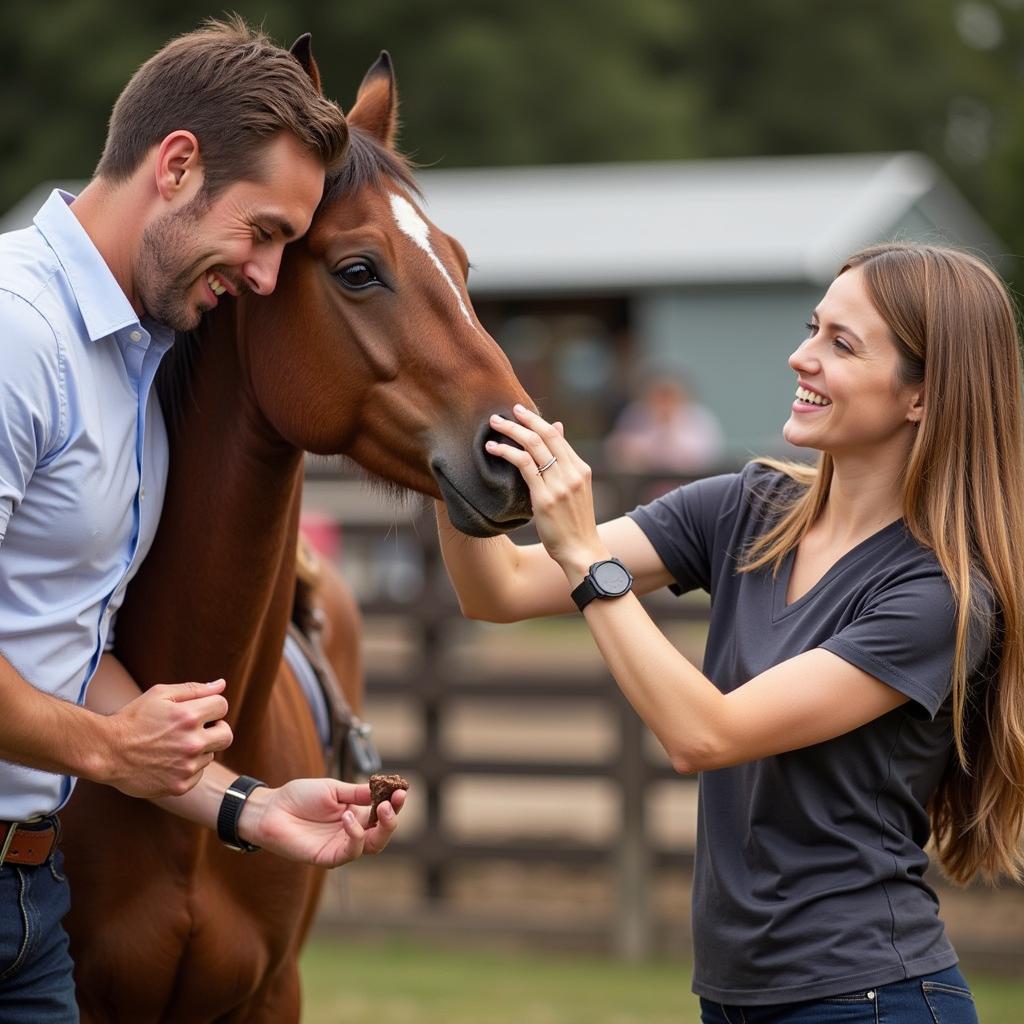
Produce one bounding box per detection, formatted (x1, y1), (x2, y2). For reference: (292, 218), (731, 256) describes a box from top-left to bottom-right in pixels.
(592, 560), (632, 596)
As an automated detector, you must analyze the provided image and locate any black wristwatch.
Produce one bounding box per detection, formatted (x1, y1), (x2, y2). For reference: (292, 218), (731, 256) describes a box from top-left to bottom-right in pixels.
(571, 557), (634, 611)
(216, 775), (267, 853)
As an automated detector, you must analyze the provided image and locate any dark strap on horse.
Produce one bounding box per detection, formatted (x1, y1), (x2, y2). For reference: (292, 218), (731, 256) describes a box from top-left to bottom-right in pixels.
(286, 615), (380, 780)
(290, 544), (381, 780)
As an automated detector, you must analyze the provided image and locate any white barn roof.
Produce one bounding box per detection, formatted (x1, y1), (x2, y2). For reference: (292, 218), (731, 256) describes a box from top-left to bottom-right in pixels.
(4, 152), (1002, 296)
(412, 152), (1004, 295)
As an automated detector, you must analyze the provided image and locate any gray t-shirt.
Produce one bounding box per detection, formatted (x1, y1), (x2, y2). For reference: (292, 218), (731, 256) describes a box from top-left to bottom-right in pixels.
(628, 462), (992, 1005)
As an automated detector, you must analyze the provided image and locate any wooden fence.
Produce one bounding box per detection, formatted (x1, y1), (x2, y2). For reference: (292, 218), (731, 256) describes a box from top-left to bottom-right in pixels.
(304, 466), (1024, 971)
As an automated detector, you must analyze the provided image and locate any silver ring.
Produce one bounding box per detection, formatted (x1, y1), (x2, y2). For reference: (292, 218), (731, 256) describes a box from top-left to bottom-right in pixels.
(536, 456), (557, 475)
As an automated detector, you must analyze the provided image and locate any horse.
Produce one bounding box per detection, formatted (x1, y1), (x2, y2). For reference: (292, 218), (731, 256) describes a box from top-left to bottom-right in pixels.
(59, 39), (533, 1023)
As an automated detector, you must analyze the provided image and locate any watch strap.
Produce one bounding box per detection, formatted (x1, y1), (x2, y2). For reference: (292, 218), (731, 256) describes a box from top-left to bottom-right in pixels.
(570, 575), (601, 612)
(571, 558), (633, 612)
(216, 774), (267, 853)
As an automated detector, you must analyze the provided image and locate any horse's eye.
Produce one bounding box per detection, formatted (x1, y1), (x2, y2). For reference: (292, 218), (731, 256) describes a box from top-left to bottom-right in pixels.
(334, 260), (381, 290)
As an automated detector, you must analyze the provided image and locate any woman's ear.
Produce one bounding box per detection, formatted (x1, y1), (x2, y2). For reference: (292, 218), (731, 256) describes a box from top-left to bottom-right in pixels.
(908, 389), (925, 424)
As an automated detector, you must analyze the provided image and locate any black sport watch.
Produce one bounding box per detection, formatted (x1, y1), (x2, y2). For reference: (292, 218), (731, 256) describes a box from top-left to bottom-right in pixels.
(216, 775), (267, 853)
(571, 557), (634, 611)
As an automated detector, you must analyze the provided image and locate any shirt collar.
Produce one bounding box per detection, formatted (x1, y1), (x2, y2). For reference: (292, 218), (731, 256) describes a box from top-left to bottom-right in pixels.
(33, 189), (142, 343)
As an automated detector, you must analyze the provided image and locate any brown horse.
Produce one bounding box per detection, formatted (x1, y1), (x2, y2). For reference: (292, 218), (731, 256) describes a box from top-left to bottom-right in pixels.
(59, 41), (532, 1023)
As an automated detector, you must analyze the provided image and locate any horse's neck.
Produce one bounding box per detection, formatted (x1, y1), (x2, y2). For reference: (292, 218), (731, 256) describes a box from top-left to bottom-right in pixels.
(116, 307), (304, 740)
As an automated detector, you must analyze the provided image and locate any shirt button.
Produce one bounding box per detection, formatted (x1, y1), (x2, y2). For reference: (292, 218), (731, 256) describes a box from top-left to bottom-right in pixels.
(130, 330), (142, 342)
(140, 487), (146, 500)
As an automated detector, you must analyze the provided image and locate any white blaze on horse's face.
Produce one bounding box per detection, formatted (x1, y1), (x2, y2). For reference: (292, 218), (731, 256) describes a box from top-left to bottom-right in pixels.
(389, 193), (475, 329)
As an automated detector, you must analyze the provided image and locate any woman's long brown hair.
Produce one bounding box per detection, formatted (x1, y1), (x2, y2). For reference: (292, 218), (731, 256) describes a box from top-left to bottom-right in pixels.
(742, 243), (1024, 884)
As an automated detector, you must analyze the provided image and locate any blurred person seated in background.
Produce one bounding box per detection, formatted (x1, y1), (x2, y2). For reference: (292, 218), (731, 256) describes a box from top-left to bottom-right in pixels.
(604, 369), (724, 473)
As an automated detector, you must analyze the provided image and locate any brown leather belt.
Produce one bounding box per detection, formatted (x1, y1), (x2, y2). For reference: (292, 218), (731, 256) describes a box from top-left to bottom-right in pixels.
(0, 817), (59, 867)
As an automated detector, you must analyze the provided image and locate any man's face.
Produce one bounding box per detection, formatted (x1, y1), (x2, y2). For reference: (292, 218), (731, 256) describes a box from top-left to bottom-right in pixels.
(137, 132), (325, 331)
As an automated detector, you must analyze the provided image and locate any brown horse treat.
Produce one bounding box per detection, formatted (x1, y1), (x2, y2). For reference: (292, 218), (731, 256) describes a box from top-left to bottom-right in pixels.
(368, 773), (409, 827)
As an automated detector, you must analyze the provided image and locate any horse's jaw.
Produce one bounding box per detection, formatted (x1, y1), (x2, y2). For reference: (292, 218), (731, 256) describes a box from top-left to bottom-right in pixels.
(347, 456), (531, 538)
(430, 464), (532, 540)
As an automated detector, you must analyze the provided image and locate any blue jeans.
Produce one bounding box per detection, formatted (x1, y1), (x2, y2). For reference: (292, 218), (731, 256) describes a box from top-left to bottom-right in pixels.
(0, 844), (78, 1023)
(700, 965), (978, 1023)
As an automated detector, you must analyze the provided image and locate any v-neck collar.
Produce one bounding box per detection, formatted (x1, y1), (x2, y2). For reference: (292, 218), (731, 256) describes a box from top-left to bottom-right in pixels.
(772, 519), (905, 621)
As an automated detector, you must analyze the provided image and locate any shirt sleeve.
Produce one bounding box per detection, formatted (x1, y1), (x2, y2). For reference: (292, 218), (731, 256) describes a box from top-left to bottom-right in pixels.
(0, 291), (65, 542)
(102, 610), (116, 651)
(820, 568), (993, 720)
(626, 471), (746, 595)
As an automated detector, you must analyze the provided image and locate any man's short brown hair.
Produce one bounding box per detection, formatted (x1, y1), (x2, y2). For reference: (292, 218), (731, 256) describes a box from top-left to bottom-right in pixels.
(95, 16), (347, 198)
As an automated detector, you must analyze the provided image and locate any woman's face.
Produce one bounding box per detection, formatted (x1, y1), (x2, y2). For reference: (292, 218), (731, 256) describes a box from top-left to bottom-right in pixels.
(783, 266), (923, 457)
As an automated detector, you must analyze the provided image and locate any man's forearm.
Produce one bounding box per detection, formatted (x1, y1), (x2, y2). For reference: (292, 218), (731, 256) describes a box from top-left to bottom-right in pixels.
(151, 758), (268, 844)
(82, 653), (232, 799)
(90, 656), (401, 867)
(88, 654), (259, 836)
(0, 652), (115, 783)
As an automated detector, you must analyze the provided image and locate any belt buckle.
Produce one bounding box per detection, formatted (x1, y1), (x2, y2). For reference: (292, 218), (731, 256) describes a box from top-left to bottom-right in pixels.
(0, 816), (59, 869)
(0, 822), (17, 870)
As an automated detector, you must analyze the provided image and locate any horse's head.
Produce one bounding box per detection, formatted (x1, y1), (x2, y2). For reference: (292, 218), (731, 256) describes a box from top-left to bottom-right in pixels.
(233, 41), (533, 537)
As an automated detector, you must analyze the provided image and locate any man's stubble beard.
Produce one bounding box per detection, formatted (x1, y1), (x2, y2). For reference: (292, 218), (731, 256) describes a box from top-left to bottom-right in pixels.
(136, 193), (214, 332)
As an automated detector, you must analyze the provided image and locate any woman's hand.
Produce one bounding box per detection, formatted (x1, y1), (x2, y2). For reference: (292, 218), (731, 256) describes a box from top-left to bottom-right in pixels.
(239, 778), (406, 868)
(486, 404), (610, 581)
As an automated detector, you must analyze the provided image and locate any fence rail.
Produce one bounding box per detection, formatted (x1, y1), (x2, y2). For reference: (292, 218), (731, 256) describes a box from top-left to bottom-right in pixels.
(306, 465), (1024, 968)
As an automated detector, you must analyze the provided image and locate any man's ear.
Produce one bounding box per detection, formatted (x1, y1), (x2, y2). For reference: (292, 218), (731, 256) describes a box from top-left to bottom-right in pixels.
(154, 131), (202, 201)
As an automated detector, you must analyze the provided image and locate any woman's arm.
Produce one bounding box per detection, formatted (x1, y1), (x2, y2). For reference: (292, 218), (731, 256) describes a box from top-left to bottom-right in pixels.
(584, 593), (907, 772)
(482, 405), (909, 770)
(436, 503), (673, 622)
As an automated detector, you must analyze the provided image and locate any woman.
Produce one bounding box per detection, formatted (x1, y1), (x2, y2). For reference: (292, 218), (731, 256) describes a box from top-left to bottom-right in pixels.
(436, 244), (1024, 1022)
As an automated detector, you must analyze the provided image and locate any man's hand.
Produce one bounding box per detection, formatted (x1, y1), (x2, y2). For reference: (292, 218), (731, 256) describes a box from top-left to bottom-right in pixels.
(237, 779), (406, 867)
(97, 679), (233, 798)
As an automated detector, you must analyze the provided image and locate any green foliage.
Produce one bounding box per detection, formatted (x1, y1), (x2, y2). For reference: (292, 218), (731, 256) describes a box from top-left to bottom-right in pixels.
(3, 1), (1024, 277)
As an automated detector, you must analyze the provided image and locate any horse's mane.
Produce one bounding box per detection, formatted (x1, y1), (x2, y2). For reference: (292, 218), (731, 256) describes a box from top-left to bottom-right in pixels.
(157, 128), (420, 432)
(322, 124), (420, 206)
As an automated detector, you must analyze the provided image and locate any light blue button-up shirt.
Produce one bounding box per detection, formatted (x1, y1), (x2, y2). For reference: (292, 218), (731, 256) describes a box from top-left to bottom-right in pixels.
(0, 189), (172, 819)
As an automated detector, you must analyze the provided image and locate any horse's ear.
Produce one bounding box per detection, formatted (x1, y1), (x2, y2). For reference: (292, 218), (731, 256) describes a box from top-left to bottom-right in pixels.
(290, 33), (323, 94)
(347, 52), (398, 148)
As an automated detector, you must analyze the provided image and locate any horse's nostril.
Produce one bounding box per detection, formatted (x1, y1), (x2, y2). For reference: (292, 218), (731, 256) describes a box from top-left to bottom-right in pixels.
(483, 427), (524, 454)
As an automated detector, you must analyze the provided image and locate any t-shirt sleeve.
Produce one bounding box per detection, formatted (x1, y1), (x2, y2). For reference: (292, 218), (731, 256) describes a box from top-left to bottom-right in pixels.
(819, 569), (992, 720)
(626, 471), (745, 595)
(0, 292), (65, 541)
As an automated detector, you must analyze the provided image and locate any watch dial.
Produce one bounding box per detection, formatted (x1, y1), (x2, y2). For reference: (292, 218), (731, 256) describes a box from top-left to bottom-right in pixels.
(594, 561), (631, 595)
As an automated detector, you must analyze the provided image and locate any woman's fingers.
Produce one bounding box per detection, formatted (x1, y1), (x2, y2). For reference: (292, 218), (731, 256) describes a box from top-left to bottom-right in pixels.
(488, 414), (554, 473)
(511, 406), (591, 473)
(486, 407), (592, 500)
(511, 404), (564, 448)
(485, 438), (542, 480)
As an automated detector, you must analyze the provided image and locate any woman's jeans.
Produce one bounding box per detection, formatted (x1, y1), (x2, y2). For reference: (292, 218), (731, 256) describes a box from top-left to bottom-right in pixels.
(700, 965), (978, 1023)
(0, 846), (78, 1023)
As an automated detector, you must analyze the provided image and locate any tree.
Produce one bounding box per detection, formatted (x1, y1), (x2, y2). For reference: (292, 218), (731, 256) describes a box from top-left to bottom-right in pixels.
(2, 0), (1023, 281)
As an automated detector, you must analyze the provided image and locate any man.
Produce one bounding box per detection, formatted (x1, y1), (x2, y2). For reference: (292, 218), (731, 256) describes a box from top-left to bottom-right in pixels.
(0, 19), (404, 1019)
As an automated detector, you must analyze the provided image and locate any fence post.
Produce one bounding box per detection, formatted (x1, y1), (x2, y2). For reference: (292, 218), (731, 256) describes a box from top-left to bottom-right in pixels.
(614, 689), (652, 960)
(418, 507), (448, 903)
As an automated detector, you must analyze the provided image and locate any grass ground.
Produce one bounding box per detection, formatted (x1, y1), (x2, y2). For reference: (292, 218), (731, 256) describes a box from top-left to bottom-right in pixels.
(300, 938), (1024, 1024)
